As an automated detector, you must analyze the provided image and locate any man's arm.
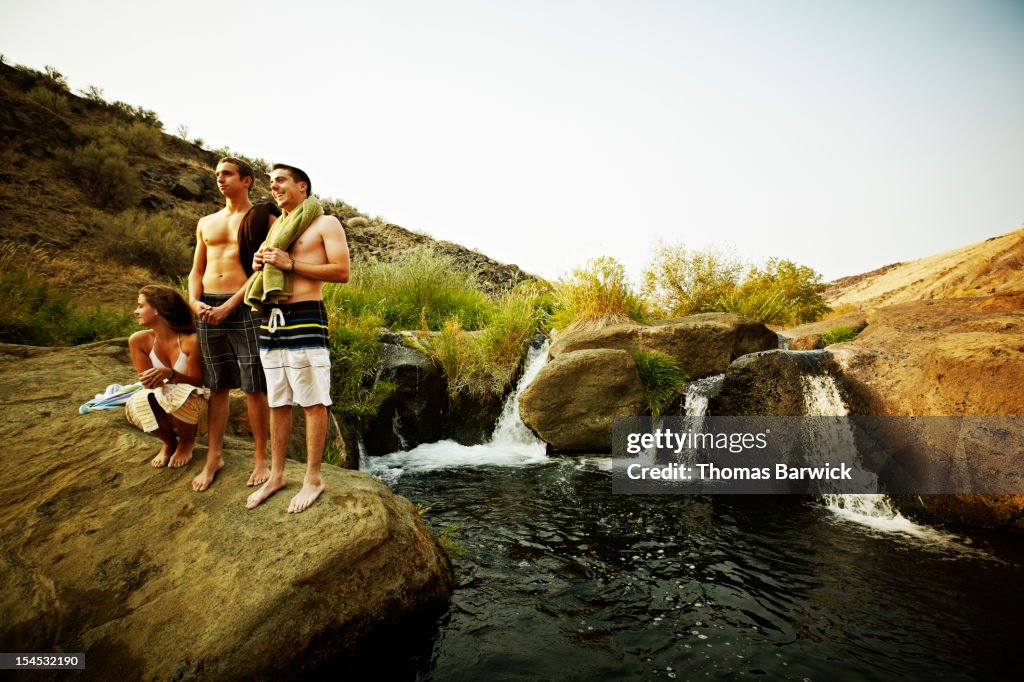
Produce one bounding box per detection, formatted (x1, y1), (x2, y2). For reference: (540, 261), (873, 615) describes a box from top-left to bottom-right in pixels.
(296, 216), (350, 283)
(188, 221), (207, 317)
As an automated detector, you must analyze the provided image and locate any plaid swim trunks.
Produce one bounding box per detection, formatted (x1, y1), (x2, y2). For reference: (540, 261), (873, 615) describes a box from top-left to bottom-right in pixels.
(197, 293), (268, 393)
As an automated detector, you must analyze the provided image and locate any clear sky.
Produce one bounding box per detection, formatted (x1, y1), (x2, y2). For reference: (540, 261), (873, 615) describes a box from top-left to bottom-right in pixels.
(2, 0), (1022, 283)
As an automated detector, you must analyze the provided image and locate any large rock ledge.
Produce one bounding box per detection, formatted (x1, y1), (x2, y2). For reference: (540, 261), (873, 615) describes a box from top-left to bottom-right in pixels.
(0, 340), (453, 679)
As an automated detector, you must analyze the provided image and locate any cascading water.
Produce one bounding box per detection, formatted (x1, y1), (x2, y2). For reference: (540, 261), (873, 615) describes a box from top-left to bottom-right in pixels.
(798, 370), (931, 533)
(360, 341), (550, 482)
(488, 340), (552, 446)
(352, 347), (1011, 680)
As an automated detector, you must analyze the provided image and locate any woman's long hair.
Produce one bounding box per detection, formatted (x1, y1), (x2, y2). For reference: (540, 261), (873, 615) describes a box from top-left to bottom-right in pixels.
(140, 285), (195, 334)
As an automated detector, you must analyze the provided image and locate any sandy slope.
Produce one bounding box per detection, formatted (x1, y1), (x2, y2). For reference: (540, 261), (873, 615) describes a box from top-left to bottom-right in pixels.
(826, 228), (1024, 308)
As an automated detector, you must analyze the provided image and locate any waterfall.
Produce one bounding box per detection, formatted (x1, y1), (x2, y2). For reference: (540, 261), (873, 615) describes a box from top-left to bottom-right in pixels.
(361, 340), (550, 480)
(684, 374), (725, 418)
(799, 372), (904, 522)
(489, 340), (550, 446)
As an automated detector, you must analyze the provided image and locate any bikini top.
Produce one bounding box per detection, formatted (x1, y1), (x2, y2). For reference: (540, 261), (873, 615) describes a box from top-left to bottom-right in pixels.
(149, 334), (189, 374)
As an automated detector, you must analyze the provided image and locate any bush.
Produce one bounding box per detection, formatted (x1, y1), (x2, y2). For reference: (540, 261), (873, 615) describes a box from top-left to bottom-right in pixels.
(634, 350), (686, 416)
(326, 306), (394, 418)
(552, 256), (646, 330)
(426, 283), (549, 399)
(740, 258), (829, 325)
(97, 210), (192, 277)
(25, 83), (71, 117)
(58, 140), (142, 210)
(817, 326), (859, 348)
(642, 243), (743, 318)
(0, 241), (135, 345)
(113, 120), (163, 155)
(325, 246), (491, 331)
(643, 244), (830, 326)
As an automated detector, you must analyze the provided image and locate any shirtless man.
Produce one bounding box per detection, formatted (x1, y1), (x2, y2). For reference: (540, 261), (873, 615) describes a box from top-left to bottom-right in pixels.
(188, 157), (274, 492)
(246, 163), (350, 513)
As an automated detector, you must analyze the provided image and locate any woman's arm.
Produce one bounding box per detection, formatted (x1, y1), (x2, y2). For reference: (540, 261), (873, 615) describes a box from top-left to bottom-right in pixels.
(128, 331), (155, 375)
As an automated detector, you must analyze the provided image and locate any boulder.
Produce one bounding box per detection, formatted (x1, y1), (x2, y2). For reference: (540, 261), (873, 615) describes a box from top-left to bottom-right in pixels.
(708, 349), (828, 417)
(362, 338), (446, 456)
(0, 340), (453, 677)
(171, 176), (203, 200)
(549, 313), (778, 380)
(518, 348), (645, 452)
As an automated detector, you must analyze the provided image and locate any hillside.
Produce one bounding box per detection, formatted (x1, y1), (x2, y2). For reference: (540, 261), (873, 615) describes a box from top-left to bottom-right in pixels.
(825, 228), (1024, 308)
(0, 61), (534, 309)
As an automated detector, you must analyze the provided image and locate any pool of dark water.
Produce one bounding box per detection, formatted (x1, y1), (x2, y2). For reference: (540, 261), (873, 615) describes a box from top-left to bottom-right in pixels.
(360, 455), (1024, 680)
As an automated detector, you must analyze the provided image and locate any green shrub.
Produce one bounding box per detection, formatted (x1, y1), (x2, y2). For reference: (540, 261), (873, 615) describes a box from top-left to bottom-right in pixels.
(552, 256), (646, 330)
(817, 326), (859, 348)
(643, 243), (744, 318)
(0, 242), (135, 346)
(64, 306), (136, 345)
(97, 210), (192, 277)
(113, 121), (163, 155)
(326, 306), (394, 418)
(718, 287), (789, 325)
(424, 283), (548, 399)
(25, 83), (71, 117)
(325, 246), (490, 331)
(642, 243), (829, 326)
(740, 258), (829, 325)
(58, 140), (142, 210)
(634, 350), (686, 416)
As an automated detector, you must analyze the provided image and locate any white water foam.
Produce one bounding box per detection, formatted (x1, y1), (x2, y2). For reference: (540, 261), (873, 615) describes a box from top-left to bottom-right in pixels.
(798, 372), (974, 547)
(361, 341), (551, 483)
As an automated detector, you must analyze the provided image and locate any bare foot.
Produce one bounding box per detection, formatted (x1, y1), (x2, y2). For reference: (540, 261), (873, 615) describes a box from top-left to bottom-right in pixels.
(168, 442), (194, 469)
(246, 477), (286, 509)
(247, 462), (270, 487)
(288, 479), (325, 514)
(191, 457), (224, 492)
(150, 444), (174, 468)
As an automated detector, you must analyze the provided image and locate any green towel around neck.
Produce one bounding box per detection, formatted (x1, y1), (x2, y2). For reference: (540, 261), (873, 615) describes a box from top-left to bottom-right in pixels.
(245, 197), (324, 311)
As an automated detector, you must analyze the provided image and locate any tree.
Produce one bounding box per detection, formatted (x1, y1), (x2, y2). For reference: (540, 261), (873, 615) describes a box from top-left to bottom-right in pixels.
(642, 243), (744, 317)
(739, 257), (829, 325)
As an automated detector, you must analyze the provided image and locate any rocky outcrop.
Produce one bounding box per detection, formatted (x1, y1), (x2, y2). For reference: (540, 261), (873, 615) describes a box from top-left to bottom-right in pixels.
(362, 335), (447, 455)
(0, 340), (453, 678)
(708, 350), (828, 416)
(779, 312), (869, 350)
(824, 294), (1024, 530)
(709, 294), (1024, 530)
(549, 313), (778, 380)
(826, 294), (1024, 417)
(518, 348), (645, 452)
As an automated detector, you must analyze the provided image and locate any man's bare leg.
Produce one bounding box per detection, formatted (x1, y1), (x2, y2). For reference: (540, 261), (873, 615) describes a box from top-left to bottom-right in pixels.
(245, 391), (270, 486)
(168, 416), (197, 468)
(289, 404), (327, 513)
(147, 393), (176, 467)
(247, 405), (290, 508)
(193, 388), (229, 491)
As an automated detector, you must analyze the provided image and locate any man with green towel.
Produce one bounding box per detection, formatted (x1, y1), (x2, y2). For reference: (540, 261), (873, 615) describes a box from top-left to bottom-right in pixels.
(246, 163), (350, 513)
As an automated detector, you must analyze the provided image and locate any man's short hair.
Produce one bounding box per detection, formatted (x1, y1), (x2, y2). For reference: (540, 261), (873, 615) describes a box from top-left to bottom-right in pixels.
(218, 157), (255, 193)
(271, 163), (312, 198)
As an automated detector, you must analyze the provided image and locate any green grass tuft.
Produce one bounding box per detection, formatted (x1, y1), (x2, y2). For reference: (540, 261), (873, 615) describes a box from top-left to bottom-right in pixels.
(634, 350), (686, 416)
(817, 326), (860, 348)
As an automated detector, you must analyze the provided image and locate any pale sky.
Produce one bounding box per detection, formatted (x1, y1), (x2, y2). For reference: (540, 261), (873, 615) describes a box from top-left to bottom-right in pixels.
(2, 0), (1022, 283)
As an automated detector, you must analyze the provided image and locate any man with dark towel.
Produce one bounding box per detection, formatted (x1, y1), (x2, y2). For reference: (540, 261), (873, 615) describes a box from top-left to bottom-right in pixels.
(188, 157), (278, 492)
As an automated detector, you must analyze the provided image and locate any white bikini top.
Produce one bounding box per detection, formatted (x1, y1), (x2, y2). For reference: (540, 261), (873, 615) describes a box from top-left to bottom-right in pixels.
(149, 334), (189, 374)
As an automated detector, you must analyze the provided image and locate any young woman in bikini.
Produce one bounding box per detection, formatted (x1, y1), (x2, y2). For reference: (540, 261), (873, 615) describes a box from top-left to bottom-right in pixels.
(126, 285), (209, 468)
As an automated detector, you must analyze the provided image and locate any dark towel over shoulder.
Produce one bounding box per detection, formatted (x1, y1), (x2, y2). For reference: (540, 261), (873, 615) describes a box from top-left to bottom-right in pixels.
(238, 203), (281, 277)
